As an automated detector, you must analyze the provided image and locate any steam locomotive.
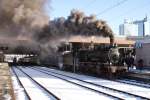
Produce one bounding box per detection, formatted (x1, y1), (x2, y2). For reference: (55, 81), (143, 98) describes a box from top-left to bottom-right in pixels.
(57, 42), (132, 78)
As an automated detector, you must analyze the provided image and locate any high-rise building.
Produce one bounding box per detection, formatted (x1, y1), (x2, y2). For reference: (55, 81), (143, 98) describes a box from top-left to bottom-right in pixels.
(119, 16), (150, 36)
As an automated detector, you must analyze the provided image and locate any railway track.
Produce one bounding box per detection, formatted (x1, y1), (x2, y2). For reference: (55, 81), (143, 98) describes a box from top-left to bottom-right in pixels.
(30, 67), (149, 100)
(11, 67), (31, 100)
(11, 67), (60, 100)
(116, 78), (150, 89)
(123, 73), (150, 84)
(37, 67), (150, 89)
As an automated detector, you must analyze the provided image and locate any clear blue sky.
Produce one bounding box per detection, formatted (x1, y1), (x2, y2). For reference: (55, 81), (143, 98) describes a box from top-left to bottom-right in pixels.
(45, 0), (150, 34)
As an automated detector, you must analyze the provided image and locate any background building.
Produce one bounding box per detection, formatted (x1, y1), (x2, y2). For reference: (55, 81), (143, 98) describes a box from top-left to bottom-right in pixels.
(135, 37), (150, 67)
(119, 16), (150, 36)
(127, 36), (150, 67)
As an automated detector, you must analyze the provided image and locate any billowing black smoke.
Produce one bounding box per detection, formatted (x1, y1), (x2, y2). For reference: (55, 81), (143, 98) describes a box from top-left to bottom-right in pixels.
(0, 0), (49, 39)
(0, 0), (50, 59)
(35, 9), (114, 44)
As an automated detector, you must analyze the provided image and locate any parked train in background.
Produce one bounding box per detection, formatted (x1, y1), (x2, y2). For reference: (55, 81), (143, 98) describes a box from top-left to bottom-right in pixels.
(17, 55), (40, 65)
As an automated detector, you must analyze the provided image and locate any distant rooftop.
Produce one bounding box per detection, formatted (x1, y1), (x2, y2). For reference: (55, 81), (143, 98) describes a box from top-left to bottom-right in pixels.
(65, 35), (135, 45)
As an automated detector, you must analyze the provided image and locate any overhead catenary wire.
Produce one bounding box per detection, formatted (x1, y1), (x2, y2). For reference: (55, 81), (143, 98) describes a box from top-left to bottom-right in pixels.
(96, 0), (128, 16)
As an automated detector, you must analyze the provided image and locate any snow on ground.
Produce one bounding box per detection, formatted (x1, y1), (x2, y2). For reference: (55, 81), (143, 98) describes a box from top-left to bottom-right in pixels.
(21, 67), (115, 100)
(10, 69), (27, 100)
(39, 66), (150, 99)
(31, 67), (140, 99)
(12, 68), (55, 100)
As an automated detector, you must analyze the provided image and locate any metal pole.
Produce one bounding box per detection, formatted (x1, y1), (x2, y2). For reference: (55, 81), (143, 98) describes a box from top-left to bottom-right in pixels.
(73, 56), (76, 73)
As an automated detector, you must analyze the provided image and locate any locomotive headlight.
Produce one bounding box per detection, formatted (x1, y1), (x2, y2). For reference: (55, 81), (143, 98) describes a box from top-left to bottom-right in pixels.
(109, 48), (120, 64)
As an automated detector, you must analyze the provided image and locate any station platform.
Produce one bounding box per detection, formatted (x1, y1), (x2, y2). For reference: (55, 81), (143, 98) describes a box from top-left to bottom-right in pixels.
(0, 63), (15, 100)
